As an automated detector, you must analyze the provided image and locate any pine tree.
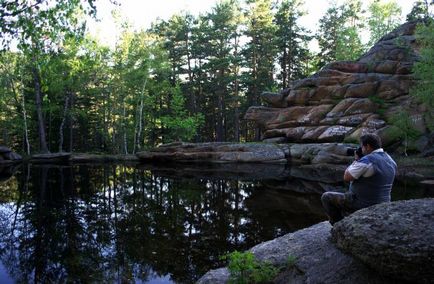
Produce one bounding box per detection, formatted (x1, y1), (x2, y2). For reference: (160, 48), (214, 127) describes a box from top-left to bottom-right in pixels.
(316, 0), (365, 69)
(274, 0), (311, 88)
(242, 0), (277, 140)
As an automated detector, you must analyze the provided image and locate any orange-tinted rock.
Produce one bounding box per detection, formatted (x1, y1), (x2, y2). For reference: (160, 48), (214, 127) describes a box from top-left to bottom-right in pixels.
(286, 89), (313, 106)
(262, 128), (290, 139)
(297, 105), (334, 125)
(363, 115), (386, 129)
(374, 60), (398, 74)
(243, 21), (430, 149)
(261, 91), (287, 107)
(338, 114), (371, 126)
(318, 126), (354, 142)
(286, 127), (309, 141)
(344, 99), (377, 116)
(377, 80), (407, 100)
(301, 126), (329, 141)
(311, 85), (344, 101)
(326, 98), (358, 118)
(326, 61), (368, 73)
(344, 82), (379, 98)
(244, 107), (281, 127)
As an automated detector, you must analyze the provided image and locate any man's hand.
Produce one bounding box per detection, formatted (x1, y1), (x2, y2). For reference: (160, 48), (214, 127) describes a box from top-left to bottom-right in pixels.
(344, 169), (355, 182)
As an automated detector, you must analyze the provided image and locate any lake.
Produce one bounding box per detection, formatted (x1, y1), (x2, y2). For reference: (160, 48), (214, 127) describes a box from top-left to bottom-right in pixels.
(0, 162), (429, 283)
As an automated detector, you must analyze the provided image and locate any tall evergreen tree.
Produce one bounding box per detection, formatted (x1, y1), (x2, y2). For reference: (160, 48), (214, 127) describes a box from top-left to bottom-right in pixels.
(316, 0), (365, 69)
(202, 0), (242, 141)
(242, 0), (277, 140)
(274, 0), (311, 88)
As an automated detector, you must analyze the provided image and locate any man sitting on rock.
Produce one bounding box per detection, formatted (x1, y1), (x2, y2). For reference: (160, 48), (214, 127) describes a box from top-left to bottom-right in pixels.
(321, 133), (397, 225)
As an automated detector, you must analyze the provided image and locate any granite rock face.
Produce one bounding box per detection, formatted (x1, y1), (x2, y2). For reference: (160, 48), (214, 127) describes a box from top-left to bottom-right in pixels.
(0, 146), (22, 163)
(137, 142), (289, 163)
(331, 198), (434, 284)
(197, 222), (400, 284)
(137, 142), (359, 165)
(245, 21), (431, 151)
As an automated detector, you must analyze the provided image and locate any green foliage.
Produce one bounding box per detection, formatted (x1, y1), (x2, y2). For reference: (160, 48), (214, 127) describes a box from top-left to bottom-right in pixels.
(286, 254), (297, 267)
(411, 21), (434, 130)
(223, 251), (279, 284)
(367, 0), (402, 46)
(343, 135), (359, 144)
(389, 111), (421, 140)
(406, 0), (434, 21)
(368, 95), (385, 106)
(1, 0), (427, 153)
(388, 111), (422, 155)
(274, 0), (312, 87)
(316, 0), (365, 69)
(160, 85), (204, 143)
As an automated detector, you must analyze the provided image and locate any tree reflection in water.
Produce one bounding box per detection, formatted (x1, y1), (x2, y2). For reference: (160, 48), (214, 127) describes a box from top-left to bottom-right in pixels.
(0, 164), (326, 283)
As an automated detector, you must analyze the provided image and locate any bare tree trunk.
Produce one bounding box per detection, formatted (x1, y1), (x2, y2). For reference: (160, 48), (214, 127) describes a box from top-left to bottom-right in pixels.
(21, 89), (30, 155)
(282, 47), (288, 88)
(32, 64), (49, 153)
(59, 92), (70, 153)
(233, 34), (240, 142)
(10, 74), (30, 154)
(133, 79), (147, 154)
(68, 93), (74, 152)
(216, 93), (224, 142)
(122, 97), (128, 155)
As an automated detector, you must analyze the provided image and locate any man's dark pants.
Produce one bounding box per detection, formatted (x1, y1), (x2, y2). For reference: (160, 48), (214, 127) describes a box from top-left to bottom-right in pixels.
(321, 191), (359, 224)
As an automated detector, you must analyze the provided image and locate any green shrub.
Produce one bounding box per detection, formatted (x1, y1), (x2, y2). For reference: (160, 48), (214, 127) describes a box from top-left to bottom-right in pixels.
(223, 251), (279, 284)
(286, 255), (297, 267)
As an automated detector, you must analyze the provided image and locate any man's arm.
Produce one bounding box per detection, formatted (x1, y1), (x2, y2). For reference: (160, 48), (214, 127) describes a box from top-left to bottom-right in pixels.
(344, 158), (373, 182)
(344, 169), (355, 182)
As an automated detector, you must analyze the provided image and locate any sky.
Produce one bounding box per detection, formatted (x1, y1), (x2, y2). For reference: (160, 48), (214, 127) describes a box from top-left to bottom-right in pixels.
(87, 0), (420, 48)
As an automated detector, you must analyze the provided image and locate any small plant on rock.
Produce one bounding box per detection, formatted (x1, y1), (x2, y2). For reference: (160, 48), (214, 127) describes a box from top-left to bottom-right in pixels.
(223, 251), (279, 284)
(286, 254), (297, 267)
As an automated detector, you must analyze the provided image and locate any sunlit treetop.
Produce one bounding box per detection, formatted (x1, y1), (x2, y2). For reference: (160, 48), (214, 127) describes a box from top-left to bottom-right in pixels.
(0, 0), (108, 50)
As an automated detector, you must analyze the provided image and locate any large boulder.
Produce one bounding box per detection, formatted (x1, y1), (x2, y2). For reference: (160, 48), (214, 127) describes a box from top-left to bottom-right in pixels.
(197, 222), (400, 284)
(331, 198), (434, 284)
(245, 21), (432, 152)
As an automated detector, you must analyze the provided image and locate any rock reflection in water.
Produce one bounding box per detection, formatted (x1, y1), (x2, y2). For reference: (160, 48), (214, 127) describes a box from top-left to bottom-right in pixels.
(0, 163), (327, 283)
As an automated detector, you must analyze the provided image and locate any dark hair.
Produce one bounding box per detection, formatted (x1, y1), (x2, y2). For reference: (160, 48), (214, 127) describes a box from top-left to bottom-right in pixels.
(360, 133), (381, 149)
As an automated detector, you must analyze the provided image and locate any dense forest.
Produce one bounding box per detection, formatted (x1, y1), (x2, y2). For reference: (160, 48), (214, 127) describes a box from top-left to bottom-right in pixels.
(0, 0), (433, 155)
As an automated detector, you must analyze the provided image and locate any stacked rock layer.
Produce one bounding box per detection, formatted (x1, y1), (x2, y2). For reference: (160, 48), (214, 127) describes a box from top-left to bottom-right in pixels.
(245, 21), (427, 147)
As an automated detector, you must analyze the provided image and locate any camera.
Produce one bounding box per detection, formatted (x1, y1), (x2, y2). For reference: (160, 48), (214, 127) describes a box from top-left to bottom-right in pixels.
(346, 146), (364, 158)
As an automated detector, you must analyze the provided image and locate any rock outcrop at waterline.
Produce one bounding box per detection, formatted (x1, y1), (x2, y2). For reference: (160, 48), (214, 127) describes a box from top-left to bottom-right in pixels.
(136, 141), (358, 165)
(197, 198), (434, 284)
(137, 142), (289, 163)
(0, 146), (22, 164)
(245, 21), (430, 151)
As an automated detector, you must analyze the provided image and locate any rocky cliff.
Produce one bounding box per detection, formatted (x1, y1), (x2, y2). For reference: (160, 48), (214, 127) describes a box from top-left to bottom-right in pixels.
(245, 21), (430, 151)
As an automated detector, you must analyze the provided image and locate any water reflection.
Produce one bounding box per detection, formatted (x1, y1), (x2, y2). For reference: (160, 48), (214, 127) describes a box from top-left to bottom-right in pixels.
(0, 164), (327, 283)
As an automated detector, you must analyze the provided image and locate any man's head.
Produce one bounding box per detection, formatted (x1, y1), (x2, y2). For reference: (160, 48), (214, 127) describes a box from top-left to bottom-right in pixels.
(360, 133), (382, 155)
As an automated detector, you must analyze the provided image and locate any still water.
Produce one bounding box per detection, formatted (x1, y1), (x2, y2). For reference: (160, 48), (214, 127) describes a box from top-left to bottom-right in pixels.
(0, 163), (429, 283)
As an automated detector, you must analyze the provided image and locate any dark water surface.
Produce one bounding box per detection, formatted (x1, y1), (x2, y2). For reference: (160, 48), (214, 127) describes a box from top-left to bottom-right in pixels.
(0, 163), (429, 283)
